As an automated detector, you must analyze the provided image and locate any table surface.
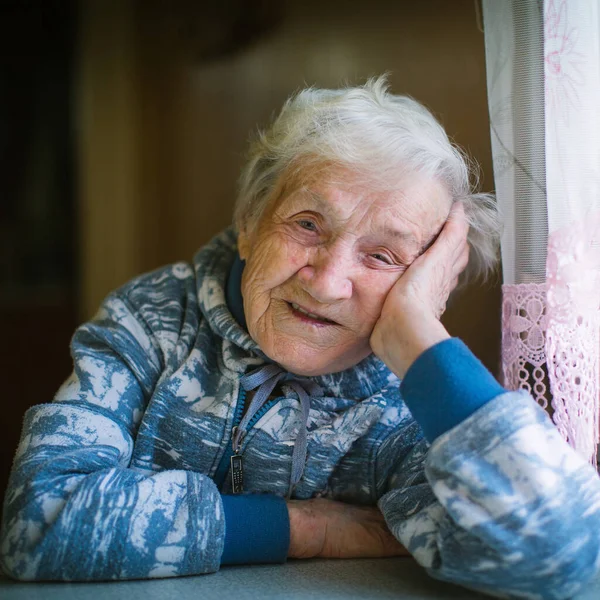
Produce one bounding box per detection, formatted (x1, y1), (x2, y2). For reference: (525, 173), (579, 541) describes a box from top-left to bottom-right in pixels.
(2, 558), (600, 600)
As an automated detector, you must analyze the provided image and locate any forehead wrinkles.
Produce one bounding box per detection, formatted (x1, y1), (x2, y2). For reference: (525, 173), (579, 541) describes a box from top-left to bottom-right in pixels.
(352, 198), (404, 237)
(307, 185), (398, 223)
(333, 188), (419, 240)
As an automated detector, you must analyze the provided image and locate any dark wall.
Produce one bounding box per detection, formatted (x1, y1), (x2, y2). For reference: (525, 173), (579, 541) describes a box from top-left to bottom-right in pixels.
(0, 1), (77, 496)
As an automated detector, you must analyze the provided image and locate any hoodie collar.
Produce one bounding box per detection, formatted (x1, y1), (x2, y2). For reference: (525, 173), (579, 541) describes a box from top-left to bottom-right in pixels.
(226, 252), (248, 331)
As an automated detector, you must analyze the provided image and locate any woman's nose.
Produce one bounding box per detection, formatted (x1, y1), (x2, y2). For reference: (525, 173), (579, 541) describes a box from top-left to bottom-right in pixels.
(296, 246), (353, 303)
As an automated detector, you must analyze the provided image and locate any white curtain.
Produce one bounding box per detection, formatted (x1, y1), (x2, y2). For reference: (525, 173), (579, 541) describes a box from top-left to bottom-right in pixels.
(483, 0), (600, 464)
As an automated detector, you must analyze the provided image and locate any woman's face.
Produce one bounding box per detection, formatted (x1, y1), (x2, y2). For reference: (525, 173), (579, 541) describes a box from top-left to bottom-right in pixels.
(237, 171), (452, 376)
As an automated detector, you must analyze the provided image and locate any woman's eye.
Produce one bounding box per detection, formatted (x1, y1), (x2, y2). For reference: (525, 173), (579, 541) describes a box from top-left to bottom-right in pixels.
(370, 253), (391, 264)
(297, 219), (318, 232)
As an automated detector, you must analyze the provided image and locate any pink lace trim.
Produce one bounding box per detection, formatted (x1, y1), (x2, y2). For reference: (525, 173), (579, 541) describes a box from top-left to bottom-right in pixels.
(502, 283), (549, 408)
(502, 216), (600, 465)
(546, 213), (600, 465)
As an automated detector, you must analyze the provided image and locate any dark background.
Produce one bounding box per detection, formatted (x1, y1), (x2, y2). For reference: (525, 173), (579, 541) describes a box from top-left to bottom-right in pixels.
(0, 0), (499, 497)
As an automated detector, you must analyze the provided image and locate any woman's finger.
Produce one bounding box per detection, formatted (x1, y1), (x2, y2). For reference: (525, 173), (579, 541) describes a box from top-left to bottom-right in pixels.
(447, 201), (468, 228)
(448, 205), (470, 252)
(454, 244), (470, 275)
(424, 202), (469, 264)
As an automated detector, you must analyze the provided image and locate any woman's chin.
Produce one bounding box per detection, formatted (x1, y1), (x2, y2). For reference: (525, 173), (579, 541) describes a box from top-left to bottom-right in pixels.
(265, 339), (370, 377)
(277, 359), (332, 377)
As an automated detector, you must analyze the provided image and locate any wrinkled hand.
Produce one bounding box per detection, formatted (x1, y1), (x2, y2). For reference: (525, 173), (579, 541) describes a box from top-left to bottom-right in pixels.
(287, 498), (408, 559)
(386, 202), (470, 319)
(370, 202), (470, 378)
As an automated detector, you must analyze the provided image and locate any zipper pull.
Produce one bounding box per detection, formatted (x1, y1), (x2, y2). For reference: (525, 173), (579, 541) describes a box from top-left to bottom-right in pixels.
(230, 453), (244, 494)
(230, 426), (244, 494)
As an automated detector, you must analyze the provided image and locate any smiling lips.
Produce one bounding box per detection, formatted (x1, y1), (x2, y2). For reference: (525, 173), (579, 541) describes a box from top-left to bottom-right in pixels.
(289, 301), (338, 325)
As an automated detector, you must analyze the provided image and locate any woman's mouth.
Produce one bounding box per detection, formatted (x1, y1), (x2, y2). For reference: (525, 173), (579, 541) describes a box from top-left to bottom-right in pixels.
(288, 302), (337, 326)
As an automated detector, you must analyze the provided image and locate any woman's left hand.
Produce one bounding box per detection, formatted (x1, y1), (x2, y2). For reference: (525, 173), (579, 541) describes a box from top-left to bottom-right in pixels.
(370, 202), (470, 378)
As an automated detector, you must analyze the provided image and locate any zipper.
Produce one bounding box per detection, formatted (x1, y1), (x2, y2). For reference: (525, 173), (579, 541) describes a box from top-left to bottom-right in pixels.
(245, 396), (281, 431)
(212, 387), (283, 491)
(212, 387), (246, 489)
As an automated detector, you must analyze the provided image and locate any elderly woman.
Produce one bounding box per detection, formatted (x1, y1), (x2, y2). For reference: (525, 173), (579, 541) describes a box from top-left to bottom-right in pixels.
(1, 78), (599, 599)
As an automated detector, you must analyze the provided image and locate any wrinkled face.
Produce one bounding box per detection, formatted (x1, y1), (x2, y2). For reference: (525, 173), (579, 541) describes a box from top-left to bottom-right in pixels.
(237, 171), (452, 376)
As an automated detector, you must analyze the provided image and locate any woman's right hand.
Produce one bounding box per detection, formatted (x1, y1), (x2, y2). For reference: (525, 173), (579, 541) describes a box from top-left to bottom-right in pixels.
(287, 498), (409, 559)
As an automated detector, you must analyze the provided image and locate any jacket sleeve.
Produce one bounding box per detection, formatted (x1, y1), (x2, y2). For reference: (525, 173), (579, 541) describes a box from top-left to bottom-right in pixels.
(0, 291), (226, 581)
(378, 347), (600, 599)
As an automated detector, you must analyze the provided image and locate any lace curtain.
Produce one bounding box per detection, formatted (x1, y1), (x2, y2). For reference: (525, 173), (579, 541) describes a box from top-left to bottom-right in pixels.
(483, 0), (600, 465)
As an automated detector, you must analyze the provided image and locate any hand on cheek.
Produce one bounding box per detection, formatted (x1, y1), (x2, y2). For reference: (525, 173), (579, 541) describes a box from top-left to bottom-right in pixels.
(369, 202), (470, 378)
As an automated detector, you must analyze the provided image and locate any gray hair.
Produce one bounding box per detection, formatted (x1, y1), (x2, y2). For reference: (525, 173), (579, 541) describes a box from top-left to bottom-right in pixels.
(234, 76), (501, 281)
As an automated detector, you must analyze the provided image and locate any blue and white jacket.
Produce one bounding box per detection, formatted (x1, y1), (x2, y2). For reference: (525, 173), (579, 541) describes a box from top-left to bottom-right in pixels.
(1, 228), (600, 599)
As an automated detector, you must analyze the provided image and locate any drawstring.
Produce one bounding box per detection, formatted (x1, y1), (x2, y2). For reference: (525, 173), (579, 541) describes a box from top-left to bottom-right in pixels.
(233, 365), (286, 451)
(233, 363), (322, 497)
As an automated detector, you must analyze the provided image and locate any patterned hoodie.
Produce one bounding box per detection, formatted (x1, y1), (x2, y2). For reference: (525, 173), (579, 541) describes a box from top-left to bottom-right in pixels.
(1, 228), (600, 599)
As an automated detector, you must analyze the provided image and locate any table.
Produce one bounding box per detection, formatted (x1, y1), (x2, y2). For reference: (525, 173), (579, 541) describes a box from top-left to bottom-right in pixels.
(2, 558), (600, 600)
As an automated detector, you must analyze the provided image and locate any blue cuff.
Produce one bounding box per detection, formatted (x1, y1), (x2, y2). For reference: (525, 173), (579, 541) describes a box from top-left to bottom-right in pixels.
(220, 494), (290, 565)
(400, 338), (505, 443)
